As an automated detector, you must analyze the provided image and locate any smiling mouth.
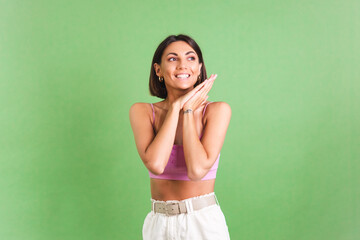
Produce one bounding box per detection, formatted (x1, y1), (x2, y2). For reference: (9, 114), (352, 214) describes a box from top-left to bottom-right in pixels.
(175, 74), (190, 79)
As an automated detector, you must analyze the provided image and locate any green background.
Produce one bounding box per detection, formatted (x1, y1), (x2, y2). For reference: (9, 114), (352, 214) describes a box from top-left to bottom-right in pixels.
(1, 0), (359, 239)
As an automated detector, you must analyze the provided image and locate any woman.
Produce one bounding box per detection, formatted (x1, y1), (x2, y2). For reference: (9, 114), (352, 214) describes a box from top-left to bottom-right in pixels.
(129, 34), (231, 239)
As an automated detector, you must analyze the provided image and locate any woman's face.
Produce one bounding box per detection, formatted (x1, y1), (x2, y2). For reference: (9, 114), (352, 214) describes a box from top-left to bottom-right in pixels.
(154, 41), (202, 91)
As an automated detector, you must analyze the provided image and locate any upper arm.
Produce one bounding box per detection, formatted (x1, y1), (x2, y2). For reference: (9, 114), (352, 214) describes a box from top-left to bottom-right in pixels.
(201, 102), (232, 163)
(129, 103), (155, 162)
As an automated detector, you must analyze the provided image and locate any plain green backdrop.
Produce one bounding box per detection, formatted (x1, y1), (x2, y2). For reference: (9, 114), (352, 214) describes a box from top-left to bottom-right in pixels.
(1, 0), (359, 239)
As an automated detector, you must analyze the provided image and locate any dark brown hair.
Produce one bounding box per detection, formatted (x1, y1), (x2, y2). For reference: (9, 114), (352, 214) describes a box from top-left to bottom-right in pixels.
(149, 34), (207, 99)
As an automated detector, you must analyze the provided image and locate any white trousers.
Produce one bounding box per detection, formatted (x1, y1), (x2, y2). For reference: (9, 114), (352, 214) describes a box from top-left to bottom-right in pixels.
(142, 192), (230, 240)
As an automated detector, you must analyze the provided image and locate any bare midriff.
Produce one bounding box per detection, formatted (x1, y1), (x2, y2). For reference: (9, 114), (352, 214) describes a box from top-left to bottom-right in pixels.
(150, 178), (216, 201)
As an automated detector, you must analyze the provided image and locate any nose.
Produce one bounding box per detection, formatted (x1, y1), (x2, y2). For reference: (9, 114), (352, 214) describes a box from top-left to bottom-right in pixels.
(176, 58), (188, 69)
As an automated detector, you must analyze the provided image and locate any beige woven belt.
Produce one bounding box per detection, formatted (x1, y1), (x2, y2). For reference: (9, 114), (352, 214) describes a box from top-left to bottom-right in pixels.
(152, 194), (217, 215)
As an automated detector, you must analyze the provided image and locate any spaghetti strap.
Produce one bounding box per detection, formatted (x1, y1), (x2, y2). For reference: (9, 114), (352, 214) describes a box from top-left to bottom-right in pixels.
(150, 103), (155, 126)
(202, 101), (213, 117)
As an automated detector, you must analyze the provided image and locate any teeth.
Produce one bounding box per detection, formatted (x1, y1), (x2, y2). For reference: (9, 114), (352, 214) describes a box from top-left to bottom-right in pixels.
(176, 74), (190, 78)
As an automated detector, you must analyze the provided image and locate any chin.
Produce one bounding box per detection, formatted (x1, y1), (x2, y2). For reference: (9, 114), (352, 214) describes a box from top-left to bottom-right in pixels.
(177, 81), (197, 89)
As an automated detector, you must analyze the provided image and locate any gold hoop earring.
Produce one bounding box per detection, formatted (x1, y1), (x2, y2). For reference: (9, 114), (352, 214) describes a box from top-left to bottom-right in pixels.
(159, 76), (164, 82)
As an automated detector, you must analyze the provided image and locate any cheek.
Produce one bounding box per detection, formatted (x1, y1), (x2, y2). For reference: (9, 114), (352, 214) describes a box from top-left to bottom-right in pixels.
(160, 67), (172, 76)
(162, 62), (175, 71)
(192, 64), (201, 73)
(164, 67), (175, 76)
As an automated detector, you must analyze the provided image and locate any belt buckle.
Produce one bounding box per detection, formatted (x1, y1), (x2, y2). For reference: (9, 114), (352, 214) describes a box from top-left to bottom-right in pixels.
(165, 202), (179, 216)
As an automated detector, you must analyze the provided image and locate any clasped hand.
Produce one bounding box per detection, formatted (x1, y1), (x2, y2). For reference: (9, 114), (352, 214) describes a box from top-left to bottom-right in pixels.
(176, 74), (217, 112)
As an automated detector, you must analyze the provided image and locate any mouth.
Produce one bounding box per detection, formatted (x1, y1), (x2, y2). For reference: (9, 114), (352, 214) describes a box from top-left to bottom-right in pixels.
(175, 73), (191, 79)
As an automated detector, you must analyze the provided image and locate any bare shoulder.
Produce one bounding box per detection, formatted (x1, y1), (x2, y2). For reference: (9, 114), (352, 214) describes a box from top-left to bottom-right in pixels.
(129, 102), (150, 114)
(202, 101), (231, 126)
(206, 101), (231, 116)
(129, 102), (153, 123)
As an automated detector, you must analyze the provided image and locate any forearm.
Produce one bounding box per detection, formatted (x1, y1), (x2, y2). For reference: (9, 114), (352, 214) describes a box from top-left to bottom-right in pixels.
(182, 112), (210, 180)
(145, 104), (180, 174)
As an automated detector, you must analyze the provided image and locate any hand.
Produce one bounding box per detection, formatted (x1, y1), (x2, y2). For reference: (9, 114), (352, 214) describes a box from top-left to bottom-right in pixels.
(172, 74), (216, 110)
(182, 74), (217, 112)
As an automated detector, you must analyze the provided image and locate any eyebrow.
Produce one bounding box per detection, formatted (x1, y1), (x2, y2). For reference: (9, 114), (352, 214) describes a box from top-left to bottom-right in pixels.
(166, 51), (196, 56)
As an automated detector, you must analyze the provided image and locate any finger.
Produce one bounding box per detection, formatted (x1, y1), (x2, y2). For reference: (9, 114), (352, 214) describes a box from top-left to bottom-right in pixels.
(194, 84), (212, 103)
(207, 74), (217, 81)
(199, 74), (216, 88)
(198, 84), (211, 102)
(193, 75), (212, 91)
(184, 78), (209, 98)
(201, 79), (214, 96)
(202, 75), (216, 91)
(201, 95), (209, 104)
(201, 74), (215, 84)
(189, 87), (208, 105)
(193, 78), (209, 92)
(204, 95), (209, 103)
(195, 85), (209, 100)
(184, 74), (216, 103)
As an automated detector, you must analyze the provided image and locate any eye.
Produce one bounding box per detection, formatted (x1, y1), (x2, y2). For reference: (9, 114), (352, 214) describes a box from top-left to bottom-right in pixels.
(168, 57), (176, 61)
(188, 56), (196, 61)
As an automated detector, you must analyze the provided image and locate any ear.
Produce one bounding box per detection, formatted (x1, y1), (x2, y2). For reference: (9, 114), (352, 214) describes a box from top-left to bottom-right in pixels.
(154, 63), (162, 77)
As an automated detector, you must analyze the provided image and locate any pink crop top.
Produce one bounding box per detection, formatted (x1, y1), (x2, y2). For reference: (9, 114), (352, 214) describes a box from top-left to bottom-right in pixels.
(148, 102), (220, 181)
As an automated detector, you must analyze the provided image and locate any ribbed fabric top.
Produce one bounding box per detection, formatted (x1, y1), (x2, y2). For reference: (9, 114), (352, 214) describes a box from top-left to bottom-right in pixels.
(148, 102), (220, 181)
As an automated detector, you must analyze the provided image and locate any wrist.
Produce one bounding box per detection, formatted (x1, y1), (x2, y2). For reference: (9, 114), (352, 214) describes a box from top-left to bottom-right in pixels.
(183, 109), (193, 114)
(169, 102), (181, 112)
